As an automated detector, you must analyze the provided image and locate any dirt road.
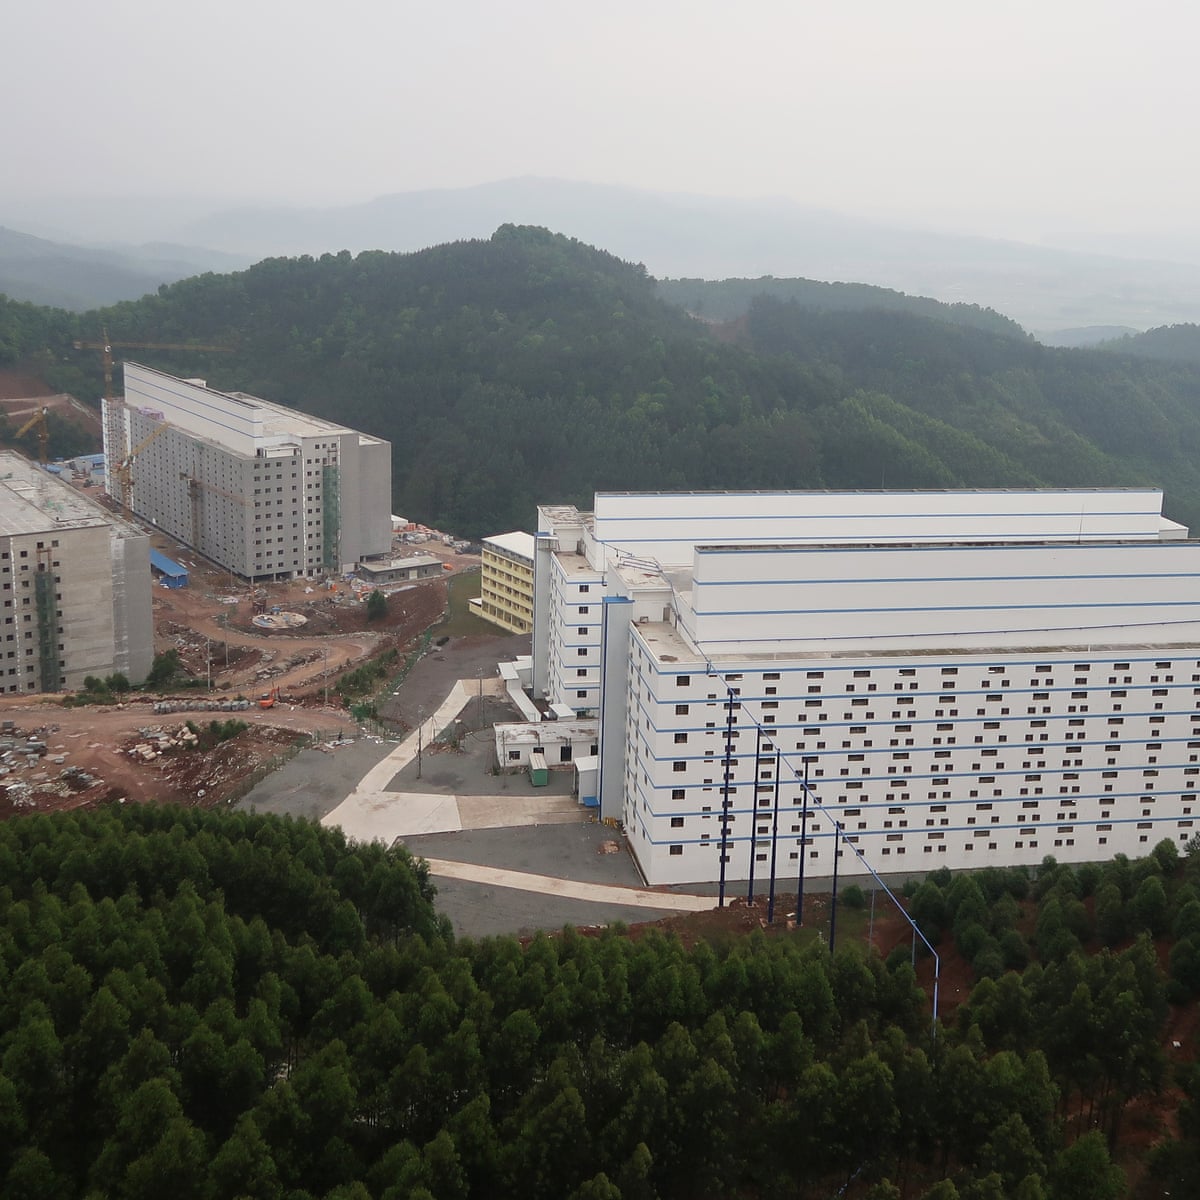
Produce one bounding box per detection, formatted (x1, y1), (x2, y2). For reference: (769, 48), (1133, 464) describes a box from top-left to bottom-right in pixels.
(0, 696), (357, 818)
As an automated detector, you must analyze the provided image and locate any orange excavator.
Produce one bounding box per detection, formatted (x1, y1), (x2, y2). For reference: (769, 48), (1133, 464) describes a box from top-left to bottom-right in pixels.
(258, 687), (280, 710)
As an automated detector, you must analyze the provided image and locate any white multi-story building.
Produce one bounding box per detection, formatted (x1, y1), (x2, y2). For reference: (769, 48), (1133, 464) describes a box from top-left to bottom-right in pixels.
(105, 363), (392, 581)
(0, 452), (152, 691)
(534, 489), (1200, 885)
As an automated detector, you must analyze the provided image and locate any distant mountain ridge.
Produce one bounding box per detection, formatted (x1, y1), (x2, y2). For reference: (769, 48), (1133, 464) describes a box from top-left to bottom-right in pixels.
(0, 225), (248, 310)
(172, 177), (1200, 333)
(0, 225), (1194, 539)
(8, 178), (1200, 332)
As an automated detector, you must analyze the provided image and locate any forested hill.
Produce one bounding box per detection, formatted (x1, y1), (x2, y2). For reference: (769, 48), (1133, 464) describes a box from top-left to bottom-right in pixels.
(657, 275), (1028, 340)
(1103, 323), (1200, 366)
(4, 805), (1200, 1196)
(5, 224), (1200, 536)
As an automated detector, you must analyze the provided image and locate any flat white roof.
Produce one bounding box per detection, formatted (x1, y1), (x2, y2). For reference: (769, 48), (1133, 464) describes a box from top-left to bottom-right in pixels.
(125, 362), (383, 449)
(485, 530), (535, 560)
(359, 554), (442, 573)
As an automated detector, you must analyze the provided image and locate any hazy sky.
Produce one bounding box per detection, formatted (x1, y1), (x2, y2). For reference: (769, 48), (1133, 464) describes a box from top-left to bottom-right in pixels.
(5, 0), (1196, 240)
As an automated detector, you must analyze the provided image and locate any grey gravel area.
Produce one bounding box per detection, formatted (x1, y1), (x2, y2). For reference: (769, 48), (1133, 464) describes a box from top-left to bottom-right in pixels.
(379, 633), (530, 730)
(425, 877), (683, 940)
(236, 738), (397, 821)
(402, 823), (682, 937)
(402, 822), (644, 885)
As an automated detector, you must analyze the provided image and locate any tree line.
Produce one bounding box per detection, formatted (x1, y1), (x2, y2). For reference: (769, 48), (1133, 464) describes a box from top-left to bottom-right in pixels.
(1, 804), (1200, 1196)
(6, 227), (1200, 536)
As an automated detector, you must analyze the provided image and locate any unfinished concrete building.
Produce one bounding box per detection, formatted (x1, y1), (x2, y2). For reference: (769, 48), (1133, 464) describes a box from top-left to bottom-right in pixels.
(0, 452), (153, 691)
(106, 363), (392, 581)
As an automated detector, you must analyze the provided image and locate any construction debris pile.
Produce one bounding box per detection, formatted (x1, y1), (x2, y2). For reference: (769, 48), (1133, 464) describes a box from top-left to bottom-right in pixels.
(0, 721), (110, 815)
(152, 698), (254, 715)
(125, 724), (201, 762)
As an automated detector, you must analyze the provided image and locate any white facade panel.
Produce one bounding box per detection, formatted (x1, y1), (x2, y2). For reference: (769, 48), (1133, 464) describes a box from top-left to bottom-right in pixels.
(685, 542), (1200, 654)
(545, 554), (604, 713)
(118, 364), (390, 581)
(534, 486), (1200, 886)
(125, 365), (275, 457)
(592, 488), (1167, 564)
(623, 636), (1200, 886)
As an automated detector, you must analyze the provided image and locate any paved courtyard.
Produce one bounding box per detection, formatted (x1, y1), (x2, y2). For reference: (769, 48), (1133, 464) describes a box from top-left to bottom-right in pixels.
(239, 642), (716, 936)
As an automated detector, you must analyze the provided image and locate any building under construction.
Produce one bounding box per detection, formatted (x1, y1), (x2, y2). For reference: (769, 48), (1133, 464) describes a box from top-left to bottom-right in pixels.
(0, 451), (153, 691)
(105, 363), (392, 581)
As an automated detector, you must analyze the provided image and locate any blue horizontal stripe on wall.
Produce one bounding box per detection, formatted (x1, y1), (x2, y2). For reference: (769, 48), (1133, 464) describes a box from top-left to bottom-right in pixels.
(593, 504), (1157, 522)
(127, 377), (266, 442)
(693, 571), (1200, 588)
(647, 653), (1197, 677)
(691, 539), (1173, 553)
(691, 600), (1200, 617)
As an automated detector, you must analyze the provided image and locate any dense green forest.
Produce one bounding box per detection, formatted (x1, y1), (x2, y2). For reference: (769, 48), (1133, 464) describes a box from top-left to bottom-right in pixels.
(656, 276), (1028, 339)
(3, 805), (1200, 1197)
(1102, 323), (1200, 366)
(5, 226), (1200, 536)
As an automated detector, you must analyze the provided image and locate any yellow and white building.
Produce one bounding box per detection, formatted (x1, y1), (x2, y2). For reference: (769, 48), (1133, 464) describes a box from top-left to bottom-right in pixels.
(475, 531), (535, 633)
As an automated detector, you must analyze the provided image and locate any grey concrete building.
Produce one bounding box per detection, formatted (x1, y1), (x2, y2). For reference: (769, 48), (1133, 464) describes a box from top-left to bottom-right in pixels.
(106, 363), (391, 581)
(357, 555), (444, 584)
(0, 452), (153, 691)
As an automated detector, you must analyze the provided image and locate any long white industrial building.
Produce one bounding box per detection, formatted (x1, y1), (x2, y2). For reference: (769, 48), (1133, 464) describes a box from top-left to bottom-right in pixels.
(532, 489), (1200, 885)
(105, 363), (391, 581)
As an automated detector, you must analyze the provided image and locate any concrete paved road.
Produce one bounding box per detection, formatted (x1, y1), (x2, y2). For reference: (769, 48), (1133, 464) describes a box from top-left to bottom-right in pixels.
(400, 823), (714, 937)
(242, 670), (721, 938)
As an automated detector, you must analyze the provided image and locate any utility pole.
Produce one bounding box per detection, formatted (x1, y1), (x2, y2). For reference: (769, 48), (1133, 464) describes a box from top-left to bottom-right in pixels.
(416, 706), (424, 779)
(322, 646), (329, 706)
(747, 726), (762, 904)
(767, 748), (782, 924)
(718, 689), (736, 908)
(796, 759), (811, 927)
(206, 636), (211, 690)
(829, 819), (843, 955)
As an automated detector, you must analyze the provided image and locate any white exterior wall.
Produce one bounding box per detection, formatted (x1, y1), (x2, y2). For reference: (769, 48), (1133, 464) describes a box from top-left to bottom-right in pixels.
(592, 488), (1168, 563)
(682, 541), (1200, 655)
(545, 553), (604, 713)
(124, 367), (292, 457)
(625, 637), (1200, 886)
(118, 364), (390, 580)
(494, 722), (599, 768)
(534, 488), (1200, 882)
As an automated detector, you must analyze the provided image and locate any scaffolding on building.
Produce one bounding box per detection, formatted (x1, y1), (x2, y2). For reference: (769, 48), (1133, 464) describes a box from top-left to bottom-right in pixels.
(321, 464), (340, 570)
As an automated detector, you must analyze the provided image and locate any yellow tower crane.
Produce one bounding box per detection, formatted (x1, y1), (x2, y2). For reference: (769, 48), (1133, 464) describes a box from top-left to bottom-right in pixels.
(72, 327), (234, 508)
(13, 406), (50, 464)
(109, 420), (173, 505)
